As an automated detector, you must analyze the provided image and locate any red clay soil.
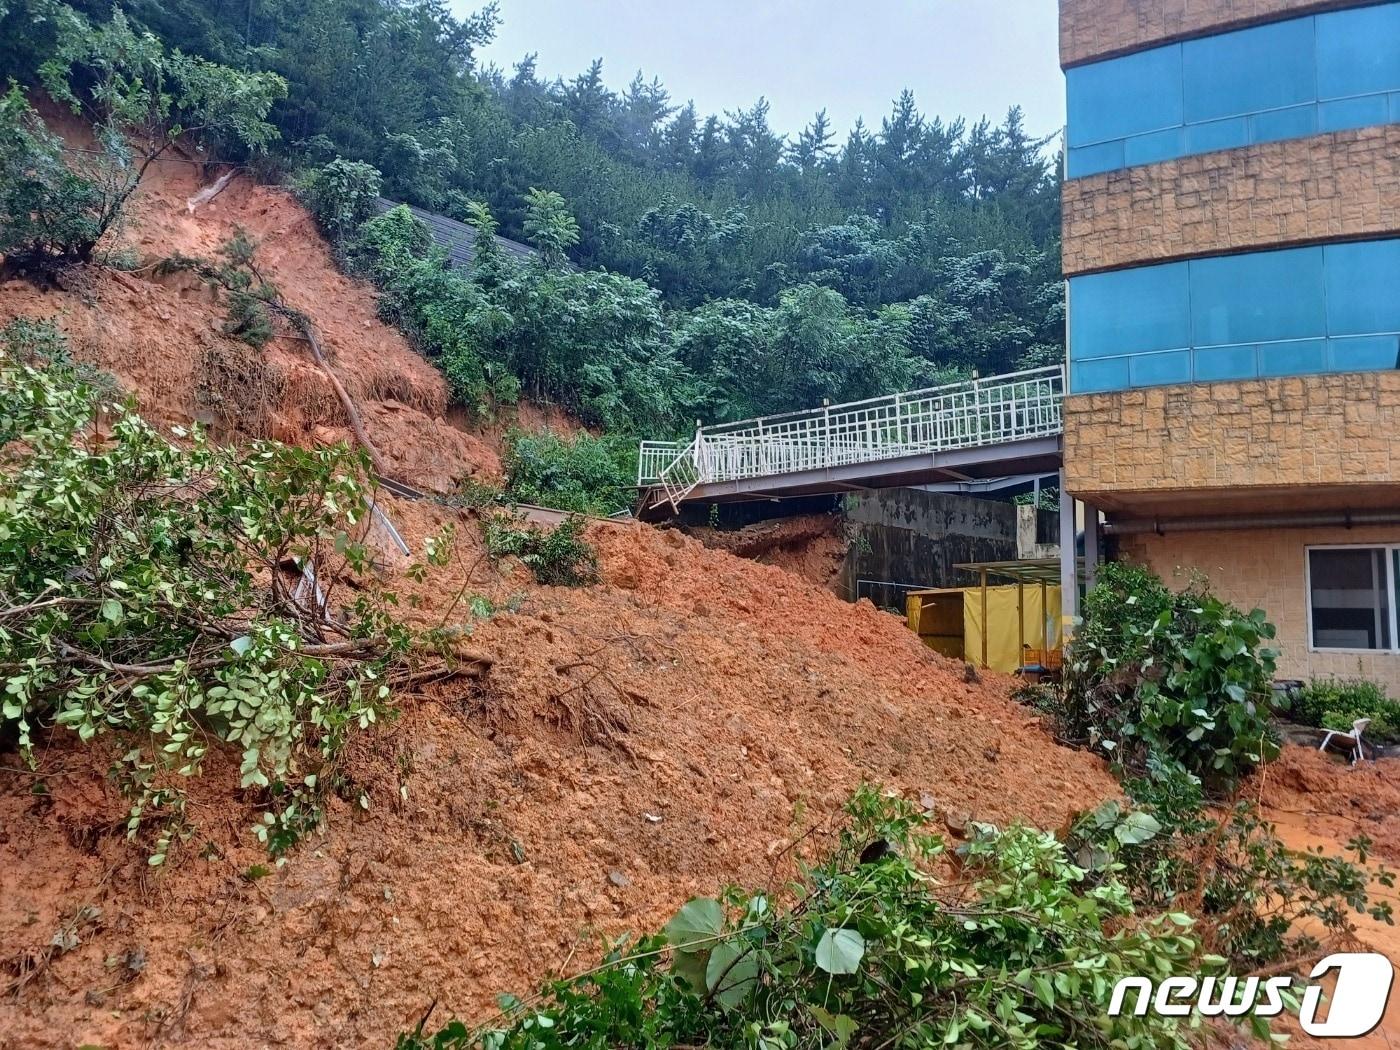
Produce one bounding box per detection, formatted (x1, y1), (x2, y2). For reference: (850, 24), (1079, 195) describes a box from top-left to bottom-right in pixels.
(1255, 745), (1400, 866)
(1250, 748), (1400, 1049)
(685, 513), (848, 591)
(0, 149), (500, 493)
(0, 483), (1120, 1048)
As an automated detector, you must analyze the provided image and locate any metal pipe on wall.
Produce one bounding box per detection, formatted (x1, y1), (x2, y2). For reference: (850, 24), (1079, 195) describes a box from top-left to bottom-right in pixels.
(1103, 510), (1400, 536)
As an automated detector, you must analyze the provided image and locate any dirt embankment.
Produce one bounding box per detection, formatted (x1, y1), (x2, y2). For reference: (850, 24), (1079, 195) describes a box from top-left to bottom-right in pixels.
(0, 155), (1124, 1048)
(0, 150), (501, 494)
(685, 513), (848, 591)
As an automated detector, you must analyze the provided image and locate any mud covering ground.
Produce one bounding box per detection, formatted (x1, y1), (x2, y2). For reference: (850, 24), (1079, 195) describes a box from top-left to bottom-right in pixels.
(0, 497), (1119, 1048)
(1249, 747), (1400, 1049)
(685, 513), (848, 591)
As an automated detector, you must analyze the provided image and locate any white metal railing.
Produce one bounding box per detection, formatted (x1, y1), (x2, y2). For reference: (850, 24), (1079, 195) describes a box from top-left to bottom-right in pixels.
(637, 366), (1065, 504)
(638, 441), (686, 487)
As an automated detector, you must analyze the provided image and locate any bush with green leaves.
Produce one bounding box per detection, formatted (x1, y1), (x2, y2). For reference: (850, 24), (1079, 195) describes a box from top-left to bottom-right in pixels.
(0, 82), (105, 268)
(399, 785), (1218, 1050)
(484, 514), (599, 587)
(0, 348), (420, 861)
(1057, 563), (1282, 790)
(502, 429), (638, 516)
(1068, 764), (1393, 968)
(1, 2), (284, 270)
(1292, 677), (1400, 743)
(296, 157), (384, 242)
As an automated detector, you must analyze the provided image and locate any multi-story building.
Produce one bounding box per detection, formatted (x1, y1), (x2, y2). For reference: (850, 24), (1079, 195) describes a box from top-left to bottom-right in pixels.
(1059, 0), (1400, 690)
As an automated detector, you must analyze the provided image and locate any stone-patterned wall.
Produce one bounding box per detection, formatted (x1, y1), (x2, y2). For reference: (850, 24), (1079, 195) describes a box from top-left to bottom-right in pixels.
(1064, 372), (1400, 494)
(1119, 524), (1400, 690)
(1062, 126), (1400, 275)
(1061, 0), (1362, 67)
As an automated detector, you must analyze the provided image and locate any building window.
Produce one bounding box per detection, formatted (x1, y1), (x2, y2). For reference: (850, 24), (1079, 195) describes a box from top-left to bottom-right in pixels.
(1064, 2), (1400, 178)
(1067, 238), (1400, 393)
(1307, 546), (1399, 652)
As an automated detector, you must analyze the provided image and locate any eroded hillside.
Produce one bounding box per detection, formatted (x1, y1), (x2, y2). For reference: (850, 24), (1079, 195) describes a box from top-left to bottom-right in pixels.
(1, 159), (1118, 1048)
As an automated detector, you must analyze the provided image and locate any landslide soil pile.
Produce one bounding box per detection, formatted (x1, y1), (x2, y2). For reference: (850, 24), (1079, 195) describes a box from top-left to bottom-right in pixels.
(0, 143), (498, 494)
(0, 158), (1120, 1048)
(0, 500), (1118, 1049)
(685, 513), (848, 591)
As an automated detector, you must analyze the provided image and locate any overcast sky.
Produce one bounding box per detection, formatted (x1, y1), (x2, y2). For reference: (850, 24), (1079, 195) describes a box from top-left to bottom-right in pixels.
(465, 0), (1066, 144)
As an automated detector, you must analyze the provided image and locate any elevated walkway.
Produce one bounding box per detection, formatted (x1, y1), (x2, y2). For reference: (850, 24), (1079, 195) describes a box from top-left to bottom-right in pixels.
(637, 366), (1065, 515)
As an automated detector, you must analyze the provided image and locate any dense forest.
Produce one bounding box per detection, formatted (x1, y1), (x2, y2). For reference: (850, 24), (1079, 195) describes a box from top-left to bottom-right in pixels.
(0, 0), (1064, 435)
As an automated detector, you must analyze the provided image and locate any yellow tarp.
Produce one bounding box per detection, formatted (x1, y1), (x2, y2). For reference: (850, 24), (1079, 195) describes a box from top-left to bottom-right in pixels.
(908, 584), (1062, 672)
(965, 583), (1062, 672)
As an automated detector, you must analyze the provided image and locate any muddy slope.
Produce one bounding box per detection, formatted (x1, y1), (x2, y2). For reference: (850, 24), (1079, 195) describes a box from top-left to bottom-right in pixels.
(0, 154), (1122, 1048)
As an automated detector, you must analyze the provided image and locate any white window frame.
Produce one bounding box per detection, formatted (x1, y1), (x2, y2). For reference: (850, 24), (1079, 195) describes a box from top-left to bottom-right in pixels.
(1304, 543), (1400, 655)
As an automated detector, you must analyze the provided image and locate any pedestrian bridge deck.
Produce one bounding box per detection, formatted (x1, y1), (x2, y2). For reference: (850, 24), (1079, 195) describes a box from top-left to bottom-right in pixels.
(637, 365), (1066, 514)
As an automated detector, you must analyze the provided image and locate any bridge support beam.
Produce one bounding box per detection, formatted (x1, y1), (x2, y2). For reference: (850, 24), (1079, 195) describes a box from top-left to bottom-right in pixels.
(1059, 469), (1079, 640)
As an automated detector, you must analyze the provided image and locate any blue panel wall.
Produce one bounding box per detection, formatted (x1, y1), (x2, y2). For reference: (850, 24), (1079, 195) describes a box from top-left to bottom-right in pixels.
(1066, 2), (1400, 178)
(1068, 239), (1400, 393)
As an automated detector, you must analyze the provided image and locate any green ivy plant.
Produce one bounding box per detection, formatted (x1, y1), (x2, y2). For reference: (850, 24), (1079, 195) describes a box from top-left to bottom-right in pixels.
(0, 344), (416, 862)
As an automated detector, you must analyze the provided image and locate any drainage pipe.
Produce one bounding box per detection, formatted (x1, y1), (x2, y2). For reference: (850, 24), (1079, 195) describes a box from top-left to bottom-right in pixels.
(1103, 510), (1400, 536)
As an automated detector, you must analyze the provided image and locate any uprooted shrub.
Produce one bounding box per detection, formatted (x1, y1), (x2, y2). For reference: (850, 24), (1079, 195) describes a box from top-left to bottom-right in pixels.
(0, 348), (474, 861)
(157, 229), (281, 348)
(1069, 763), (1394, 968)
(399, 785), (1226, 1050)
(484, 513), (599, 587)
(1050, 563), (1282, 790)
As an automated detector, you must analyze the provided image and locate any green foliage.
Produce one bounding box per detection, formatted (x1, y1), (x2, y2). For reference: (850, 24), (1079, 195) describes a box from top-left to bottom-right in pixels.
(0, 0), (1066, 420)
(1070, 765), (1394, 967)
(484, 514), (598, 587)
(1, 315), (120, 400)
(5, 2), (285, 266)
(296, 157), (384, 242)
(1057, 563), (1282, 790)
(501, 430), (636, 516)
(0, 350), (414, 861)
(1011, 485), (1058, 511)
(521, 187), (580, 268)
(348, 198), (693, 429)
(0, 82), (105, 267)
(1292, 677), (1400, 743)
(398, 785), (1211, 1050)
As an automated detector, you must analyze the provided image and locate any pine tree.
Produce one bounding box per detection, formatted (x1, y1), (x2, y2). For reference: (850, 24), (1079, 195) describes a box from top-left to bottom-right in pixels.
(791, 108), (835, 172)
